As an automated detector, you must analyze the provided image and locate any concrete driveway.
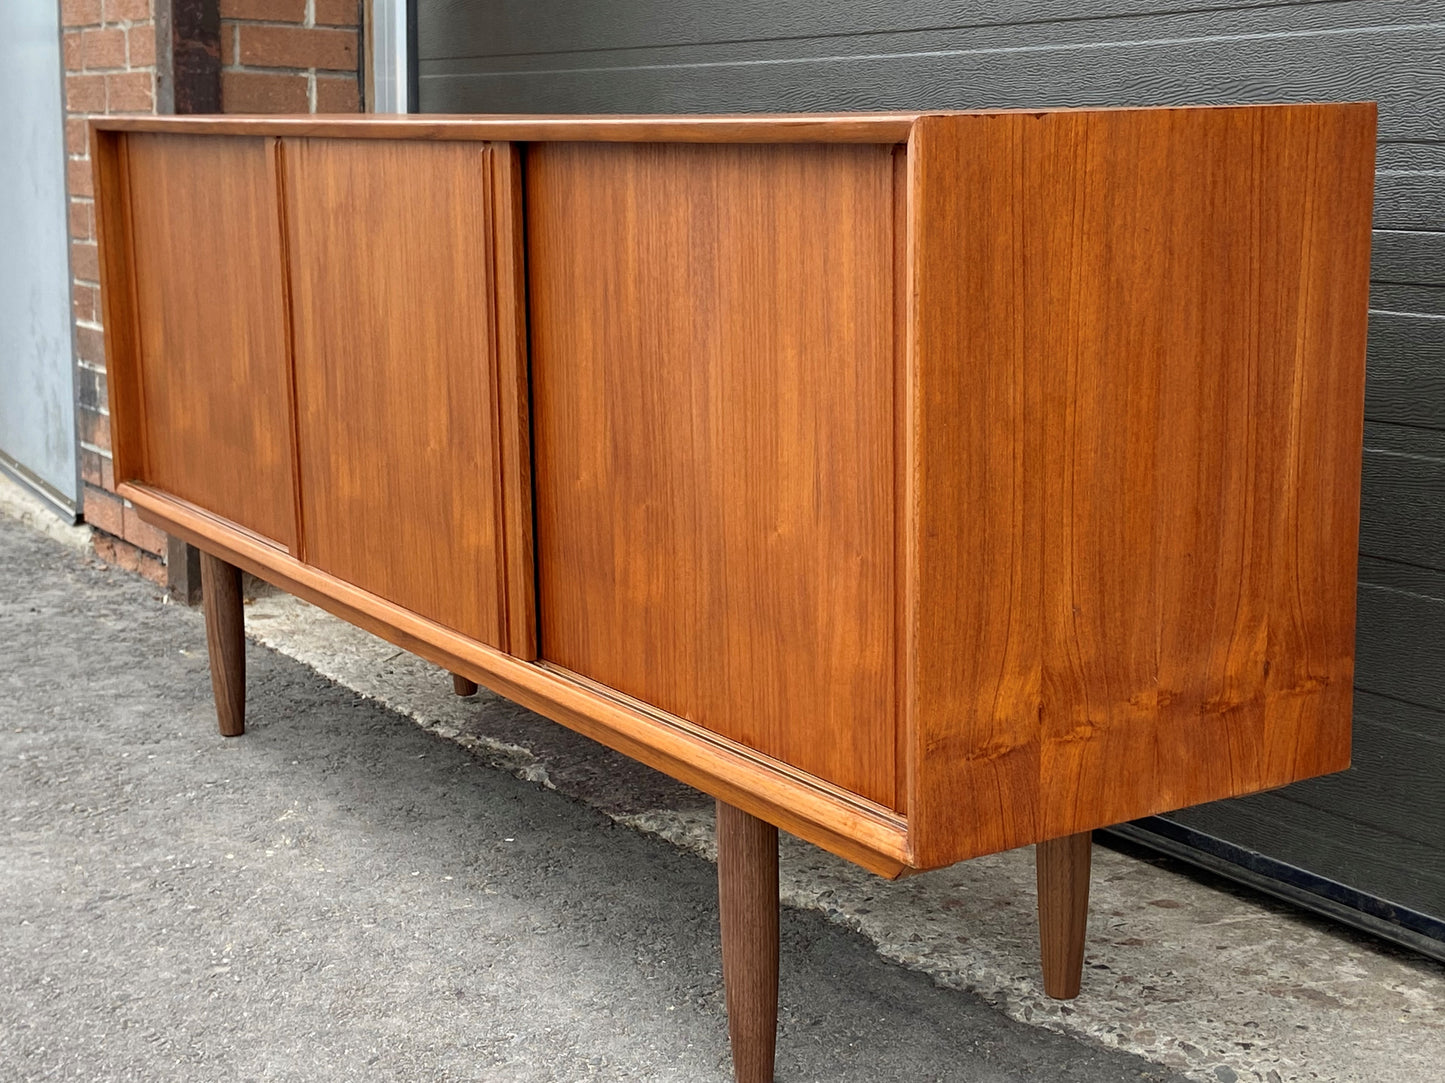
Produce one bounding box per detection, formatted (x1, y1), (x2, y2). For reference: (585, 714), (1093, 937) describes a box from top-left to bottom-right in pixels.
(0, 511), (1190, 1081)
(4, 491), (1443, 1083)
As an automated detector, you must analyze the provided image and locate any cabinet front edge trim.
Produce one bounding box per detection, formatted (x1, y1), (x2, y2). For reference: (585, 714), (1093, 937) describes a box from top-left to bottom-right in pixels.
(120, 482), (913, 877)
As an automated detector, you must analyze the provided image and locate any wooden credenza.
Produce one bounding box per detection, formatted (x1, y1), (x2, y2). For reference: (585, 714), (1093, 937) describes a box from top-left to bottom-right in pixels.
(93, 107), (1375, 1082)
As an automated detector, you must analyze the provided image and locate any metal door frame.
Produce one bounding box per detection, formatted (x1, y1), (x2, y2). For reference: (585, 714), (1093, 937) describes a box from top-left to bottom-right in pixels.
(370, 0), (417, 113)
(0, 0), (82, 520)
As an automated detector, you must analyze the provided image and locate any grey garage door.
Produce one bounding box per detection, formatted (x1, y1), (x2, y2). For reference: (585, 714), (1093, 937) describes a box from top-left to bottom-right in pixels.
(415, 1), (1445, 957)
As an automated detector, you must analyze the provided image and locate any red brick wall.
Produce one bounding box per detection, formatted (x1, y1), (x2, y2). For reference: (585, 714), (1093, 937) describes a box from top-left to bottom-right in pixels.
(62, 0), (167, 582)
(61, 0), (364, 585)
(220, 0), (362, 113)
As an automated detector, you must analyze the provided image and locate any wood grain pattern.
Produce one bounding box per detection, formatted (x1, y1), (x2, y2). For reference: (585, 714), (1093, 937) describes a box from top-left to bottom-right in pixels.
(122, 133), (297, 548)
(528, 141), (898, 808)
(489, 143), (539, 660)
(119, 481), (913, 877)
(891, 143), (915, 818)
(1036, 832), (1092, 999)
(282, 138), (523, 648)
(907, 104), (1376, 866)
(716, 801), (780, 1083)
(200, 550), (245, 737)
(89, 128), (147, 486)
(94, 113), (922, 143)
(452, 673), (479, 697)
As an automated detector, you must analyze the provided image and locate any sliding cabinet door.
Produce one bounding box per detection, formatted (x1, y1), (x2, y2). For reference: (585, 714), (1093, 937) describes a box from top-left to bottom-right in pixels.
(528, 141), (900, 809)
(282, 139), (533, 652)
(117, 134), (297, 549)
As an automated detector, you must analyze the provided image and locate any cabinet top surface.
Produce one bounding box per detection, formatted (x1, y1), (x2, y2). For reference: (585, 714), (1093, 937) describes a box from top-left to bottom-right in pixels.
(90, 104), (1372, 145)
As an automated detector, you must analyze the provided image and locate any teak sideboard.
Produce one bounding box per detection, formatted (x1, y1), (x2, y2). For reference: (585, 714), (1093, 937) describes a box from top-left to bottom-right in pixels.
(92, 106), (1375, 1082)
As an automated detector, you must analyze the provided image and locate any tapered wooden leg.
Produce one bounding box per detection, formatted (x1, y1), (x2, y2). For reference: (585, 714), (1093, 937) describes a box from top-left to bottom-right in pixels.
(452, 673), (478, 696)
(1036, 831), (1092, 999)
(716, 801), (779, 1083)
(199, 551), (245, 738)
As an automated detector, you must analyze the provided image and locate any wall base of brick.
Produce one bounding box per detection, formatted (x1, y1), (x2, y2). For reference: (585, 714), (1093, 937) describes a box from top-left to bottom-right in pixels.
(84, 480), (171, 587)
(92, 530), (167, 585)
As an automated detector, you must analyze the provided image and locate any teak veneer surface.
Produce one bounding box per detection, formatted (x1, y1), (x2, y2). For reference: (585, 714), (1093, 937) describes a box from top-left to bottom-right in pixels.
(283, 138), (518, 647)
(528, 141), (898, 808)
(115, 134), (297, 549)
(907, 105), (1374, 864)
(92, 108), (1375, 876)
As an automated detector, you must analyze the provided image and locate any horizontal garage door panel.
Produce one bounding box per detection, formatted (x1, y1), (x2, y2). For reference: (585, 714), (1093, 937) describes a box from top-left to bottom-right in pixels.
(1370, 284), (1445, 316)
(1374, 177), (1445, 233)
(1373, 232), (1445, 287)
(1361, 425), (1445, 571)
(1365, 314), (1445, 431)
(1175, 579), (1445, 918)
(420, 4), (1443, 140)
(1354, 561), (1445, 716)
(419, 0), (1351, 59)
(1171, 787), (1445, 920)
(1248, 692), (1445, 850)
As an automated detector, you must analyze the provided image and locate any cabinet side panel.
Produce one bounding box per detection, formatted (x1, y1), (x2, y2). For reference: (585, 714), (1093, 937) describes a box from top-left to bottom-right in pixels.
(908, 114), (1044, 862)
(123, 134), (297, 549)
(284, 138), (508, 648)
(529, 142), (898, 809)
(910, 105), (1376, 867)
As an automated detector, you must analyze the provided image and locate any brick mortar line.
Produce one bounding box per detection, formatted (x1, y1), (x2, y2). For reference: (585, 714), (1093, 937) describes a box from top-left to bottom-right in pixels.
(223, 19), (360, 29)
(225, 63), (359, 76)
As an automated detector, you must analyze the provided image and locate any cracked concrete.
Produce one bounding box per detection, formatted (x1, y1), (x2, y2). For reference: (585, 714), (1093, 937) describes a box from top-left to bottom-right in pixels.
(2, 476), (1442, 1081)
(240, 583), (1445, 1083)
